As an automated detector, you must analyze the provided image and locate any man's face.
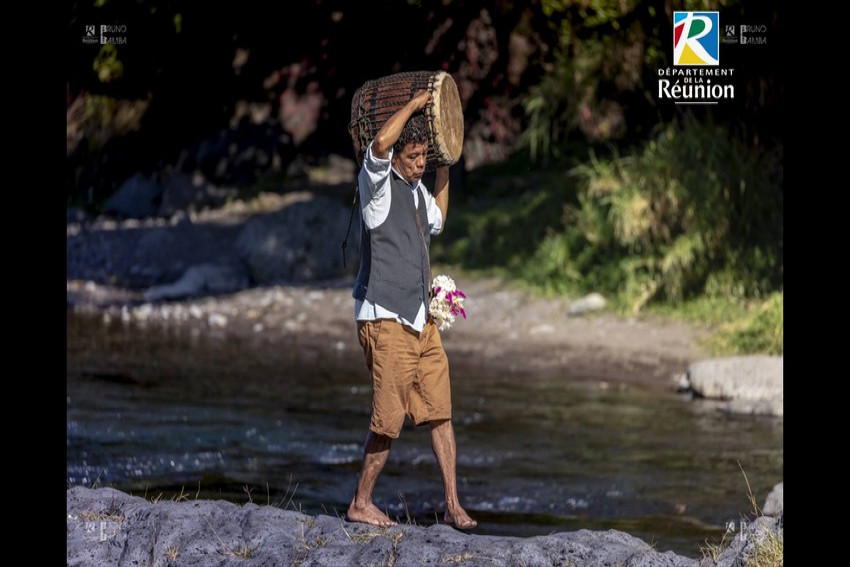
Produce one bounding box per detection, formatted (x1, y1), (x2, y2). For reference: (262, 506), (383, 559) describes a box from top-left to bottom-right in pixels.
(392, 142), (427, 184)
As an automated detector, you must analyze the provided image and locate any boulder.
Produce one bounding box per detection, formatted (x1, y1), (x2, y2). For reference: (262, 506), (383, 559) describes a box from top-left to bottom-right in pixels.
(762, 483), (783, 518)
(568, 293), (607, 316)
(143, 263), (249, 302)
(235, 195), (359, 284)
(683, 356), (783, 417)
(103, 173), (163, 219)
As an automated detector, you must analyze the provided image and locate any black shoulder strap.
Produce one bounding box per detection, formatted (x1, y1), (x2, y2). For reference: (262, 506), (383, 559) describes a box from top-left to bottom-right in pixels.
(341, 184), (358, 269)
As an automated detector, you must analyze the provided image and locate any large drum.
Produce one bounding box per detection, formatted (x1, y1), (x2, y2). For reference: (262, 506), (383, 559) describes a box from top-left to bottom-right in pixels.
(349, 71), (464, 170)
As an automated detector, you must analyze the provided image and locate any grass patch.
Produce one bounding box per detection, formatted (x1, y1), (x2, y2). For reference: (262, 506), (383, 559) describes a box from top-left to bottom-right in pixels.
(298, 515), (330, 550)
(77, 493), (125, 524)
(700, 529), (734, 563)
(709, 292), (783, 355)
(230, 543), (258, 559)
(77, 510), (125, 524)
(299, 533), (329, 551)
(339, 522), (404, 546)
(745, 527), (783, 567)
(202, 513), (259, 559)
(644, 294), (754, 327)
(646, 291), (783, 356)
(164, 546), (179, 561)
(348, 530), (384, 544)
(145, 484), (195, 504)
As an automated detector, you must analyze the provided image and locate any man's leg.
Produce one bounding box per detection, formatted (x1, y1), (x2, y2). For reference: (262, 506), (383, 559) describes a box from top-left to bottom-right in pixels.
(430, 419), (477, 529)
(348, 431), (398, 526)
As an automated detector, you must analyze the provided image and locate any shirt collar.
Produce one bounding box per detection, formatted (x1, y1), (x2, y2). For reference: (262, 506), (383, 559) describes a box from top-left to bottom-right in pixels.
(391, 166), (420, 190)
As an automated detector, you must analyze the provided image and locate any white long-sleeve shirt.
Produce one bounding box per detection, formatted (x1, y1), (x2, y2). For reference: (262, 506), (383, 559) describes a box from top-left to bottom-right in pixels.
(354, 142), (443, 332)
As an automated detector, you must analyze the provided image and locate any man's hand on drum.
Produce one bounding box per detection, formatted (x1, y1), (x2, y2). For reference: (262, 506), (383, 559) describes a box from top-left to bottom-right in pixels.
(410, 89), (432, 111)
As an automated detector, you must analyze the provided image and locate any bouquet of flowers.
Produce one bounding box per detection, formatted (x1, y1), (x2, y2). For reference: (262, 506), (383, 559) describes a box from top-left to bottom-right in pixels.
(429, 274), (467, 331)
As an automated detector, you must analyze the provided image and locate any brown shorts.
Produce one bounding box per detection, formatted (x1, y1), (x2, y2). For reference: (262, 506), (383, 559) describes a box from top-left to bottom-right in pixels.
(357, 318), (452, 438)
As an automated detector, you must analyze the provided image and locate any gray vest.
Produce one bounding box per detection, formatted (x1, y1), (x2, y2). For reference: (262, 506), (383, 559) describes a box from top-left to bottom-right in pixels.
(352, 172), (431, 323)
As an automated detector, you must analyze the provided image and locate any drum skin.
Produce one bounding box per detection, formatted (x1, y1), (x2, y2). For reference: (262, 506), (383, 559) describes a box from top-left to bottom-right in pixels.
(349, 71), (464, 170)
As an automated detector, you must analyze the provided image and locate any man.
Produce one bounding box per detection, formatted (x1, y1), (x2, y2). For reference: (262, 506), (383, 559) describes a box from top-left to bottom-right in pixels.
(348, 89), (477, 530)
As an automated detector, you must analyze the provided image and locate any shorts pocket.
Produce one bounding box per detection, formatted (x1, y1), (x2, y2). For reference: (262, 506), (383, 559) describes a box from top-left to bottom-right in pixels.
(372, 319), (387, 352)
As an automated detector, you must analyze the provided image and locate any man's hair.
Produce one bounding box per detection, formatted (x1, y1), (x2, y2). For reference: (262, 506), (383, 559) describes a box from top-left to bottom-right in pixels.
(393, 114), (430, 155)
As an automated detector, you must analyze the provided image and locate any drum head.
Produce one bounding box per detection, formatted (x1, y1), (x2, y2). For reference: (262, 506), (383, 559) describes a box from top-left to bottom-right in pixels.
(431, 72), (464, 166)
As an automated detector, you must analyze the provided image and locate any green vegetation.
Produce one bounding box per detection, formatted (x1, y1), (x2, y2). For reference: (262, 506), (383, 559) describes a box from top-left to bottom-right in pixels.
(708, 292), (783, 356)
(434, 118), (783, 355)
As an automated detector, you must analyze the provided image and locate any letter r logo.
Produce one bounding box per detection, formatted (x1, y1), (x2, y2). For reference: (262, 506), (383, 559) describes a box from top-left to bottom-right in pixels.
(673, 12), (719, 66)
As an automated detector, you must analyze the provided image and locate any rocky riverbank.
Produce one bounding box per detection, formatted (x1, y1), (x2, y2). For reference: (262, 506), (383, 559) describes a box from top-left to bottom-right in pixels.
(66, 487), (782, 567)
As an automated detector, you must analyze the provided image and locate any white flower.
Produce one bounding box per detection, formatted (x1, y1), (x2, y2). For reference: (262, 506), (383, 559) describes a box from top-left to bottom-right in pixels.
(428, 274), (467, 331)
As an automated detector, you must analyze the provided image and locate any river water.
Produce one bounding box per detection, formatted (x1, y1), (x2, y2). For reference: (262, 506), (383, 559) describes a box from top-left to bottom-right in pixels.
(66, 312), (782, 558)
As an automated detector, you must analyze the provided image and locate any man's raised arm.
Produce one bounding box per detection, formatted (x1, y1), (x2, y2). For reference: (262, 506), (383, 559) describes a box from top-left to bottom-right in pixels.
(371, 89), (432, 159)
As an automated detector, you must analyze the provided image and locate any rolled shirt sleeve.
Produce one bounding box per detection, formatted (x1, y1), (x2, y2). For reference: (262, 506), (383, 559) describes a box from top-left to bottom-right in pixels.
(358, 142), (393, 230)
(363, 143), (393, 182)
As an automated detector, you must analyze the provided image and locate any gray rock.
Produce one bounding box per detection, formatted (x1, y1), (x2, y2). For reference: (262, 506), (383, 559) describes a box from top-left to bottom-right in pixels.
(685, 356), (783, 417)
(568, 293), (607, 316)
(68, 487), (710, 567)
(143, 263), (250, 302)
(68, 218), (245, 289)
(762, 483), (783, 517)
(235, 195), (359, 284)
(131, 227), (215, 286)
(104, 173), (164, 219)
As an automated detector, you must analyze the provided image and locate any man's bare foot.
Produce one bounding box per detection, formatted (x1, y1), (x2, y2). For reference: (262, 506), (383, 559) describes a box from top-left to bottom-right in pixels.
(347, 501), (398, 527)
(444, 508), (477, 530)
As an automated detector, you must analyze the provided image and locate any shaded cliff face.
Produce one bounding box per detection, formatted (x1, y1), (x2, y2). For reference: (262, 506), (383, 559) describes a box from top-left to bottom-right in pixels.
(67, 487), (703, 567)
(67, 189), (361, 291)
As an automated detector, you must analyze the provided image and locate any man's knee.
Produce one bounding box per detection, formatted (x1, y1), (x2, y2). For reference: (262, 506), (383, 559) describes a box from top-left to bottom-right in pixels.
(365, 431), (394, 452)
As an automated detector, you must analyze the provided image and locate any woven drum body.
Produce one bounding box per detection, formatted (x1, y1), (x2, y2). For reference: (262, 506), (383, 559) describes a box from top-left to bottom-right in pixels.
(349, 71), (463, 171)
